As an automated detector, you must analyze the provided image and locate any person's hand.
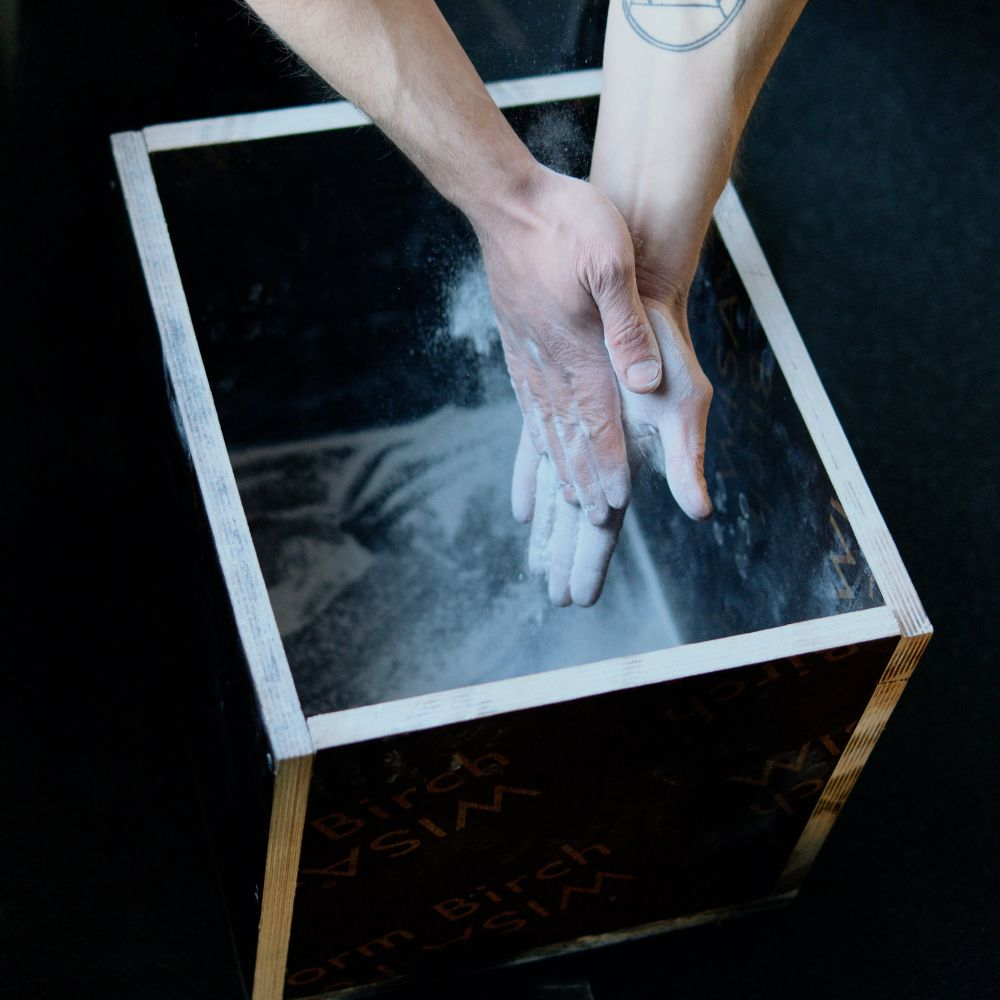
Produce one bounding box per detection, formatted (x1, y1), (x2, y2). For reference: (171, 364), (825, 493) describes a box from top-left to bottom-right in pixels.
(512, 298), (713, 606)
(474, 166), (666, 527)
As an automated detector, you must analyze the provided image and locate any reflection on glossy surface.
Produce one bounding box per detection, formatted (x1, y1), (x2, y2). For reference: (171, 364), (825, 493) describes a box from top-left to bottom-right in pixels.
(151, 95), (882, 716)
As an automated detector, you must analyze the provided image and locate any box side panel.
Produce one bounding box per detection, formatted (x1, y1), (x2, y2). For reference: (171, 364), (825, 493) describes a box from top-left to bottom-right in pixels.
(160, 306), (319, 1000)
(282, 635), (897, 997)
(159, 364), (277, 994)
(776, 629), (931, 891)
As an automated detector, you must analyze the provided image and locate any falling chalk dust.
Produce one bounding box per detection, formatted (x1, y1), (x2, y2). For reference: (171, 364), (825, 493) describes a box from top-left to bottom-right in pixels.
(230, 258), (681, 716)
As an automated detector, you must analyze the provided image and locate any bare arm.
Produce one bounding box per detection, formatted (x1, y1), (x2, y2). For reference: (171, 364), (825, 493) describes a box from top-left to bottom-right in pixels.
(590, 0), (808, 516)
(594, 0), (808, 299)
(517, 2), (809, 606)
(244, 0), (669, 523)
(246, 0), (533, 220)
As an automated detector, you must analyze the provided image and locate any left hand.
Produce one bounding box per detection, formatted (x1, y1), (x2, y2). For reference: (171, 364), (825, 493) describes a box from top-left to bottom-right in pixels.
(512, 297), (713, 606)
(476, 166), (667, 526)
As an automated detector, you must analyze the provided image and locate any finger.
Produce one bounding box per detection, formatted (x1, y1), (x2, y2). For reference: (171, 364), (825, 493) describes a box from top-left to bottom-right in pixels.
(504, 347), (546, 454)
(593, 262), (663, 395)
(570, 508), (624, 607)
(553, 411), (611, 527)
(540, 409), (576, 506)
(573, 373), (631, 511)
(528, 455), (558, 575)
(511, 422), (541, 523)
(657, 375), (714, 521)
(546, 490), (579, 607)
(516, 349), (576, 500)
(642, 308), (714, 520)
(523, 343), (583, 507)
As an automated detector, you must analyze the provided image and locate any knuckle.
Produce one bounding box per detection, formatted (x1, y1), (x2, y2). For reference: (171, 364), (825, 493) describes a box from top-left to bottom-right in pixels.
(585, 502), (612, 528)
(594, 440), (629, 477)
(599, 255), (627, 288)
(690, 372), (714, 409)
(585, 247), (634, 302)
(606, 317), (650, 356)
(581, 414), (620, 447)
(572, 469), (600, 497)
(588, 252), (627, 292)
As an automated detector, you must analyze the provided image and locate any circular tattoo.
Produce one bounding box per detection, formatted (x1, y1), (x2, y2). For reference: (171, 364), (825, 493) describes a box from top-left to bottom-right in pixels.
(622, 0), (747, 52)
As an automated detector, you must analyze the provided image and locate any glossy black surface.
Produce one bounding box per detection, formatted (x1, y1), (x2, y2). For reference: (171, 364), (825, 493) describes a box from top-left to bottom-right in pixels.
(6, 1), (997, 998)
(150, 102), (879, 715)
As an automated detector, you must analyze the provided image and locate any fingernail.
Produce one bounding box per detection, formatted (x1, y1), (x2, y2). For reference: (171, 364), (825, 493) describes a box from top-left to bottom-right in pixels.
(627, 359), (661, 389)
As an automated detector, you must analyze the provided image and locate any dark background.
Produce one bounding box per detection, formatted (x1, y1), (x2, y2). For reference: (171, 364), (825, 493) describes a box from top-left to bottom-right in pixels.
(3, 2), (997, 998)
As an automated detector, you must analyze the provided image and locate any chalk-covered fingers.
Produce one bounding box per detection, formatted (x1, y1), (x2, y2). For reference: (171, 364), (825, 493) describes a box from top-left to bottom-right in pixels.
(521, 300), (713, 609)
(627, 303), (713, 521)
(526, 451), (624, 607)
(658, 396), (712, 521)
(501, 318), (629, 525)
(552, 363), (630, 525)
(527, 452), (558, 574)
(503, 335), (575, 497)
(569, 508), (624, 606)
(511, 421), (540, 524)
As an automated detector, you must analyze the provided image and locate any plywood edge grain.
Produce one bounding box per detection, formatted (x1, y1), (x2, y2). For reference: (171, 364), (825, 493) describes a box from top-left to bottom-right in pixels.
(308, 606), (900, 750)
(713, 184), (932, 642)
(109, 130), (312, 764)
(681, 176), (935, 898)
(142, 69), (602, 152)
(253, 754), (314, 1000)
(143, 101), (371, 153)
(774, 628), (932, 892)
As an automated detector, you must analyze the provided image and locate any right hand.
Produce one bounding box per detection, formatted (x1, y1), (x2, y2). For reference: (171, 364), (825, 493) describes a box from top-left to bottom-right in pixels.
(473, 166), (666, 527)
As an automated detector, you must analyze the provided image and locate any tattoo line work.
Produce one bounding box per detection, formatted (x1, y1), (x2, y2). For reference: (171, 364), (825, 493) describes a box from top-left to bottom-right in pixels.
(622, 0), (746, 52)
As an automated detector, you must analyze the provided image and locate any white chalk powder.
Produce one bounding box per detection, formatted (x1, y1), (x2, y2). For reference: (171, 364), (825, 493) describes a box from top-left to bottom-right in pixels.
(228, 255), (680, 715)
(231, 399), (680, 715)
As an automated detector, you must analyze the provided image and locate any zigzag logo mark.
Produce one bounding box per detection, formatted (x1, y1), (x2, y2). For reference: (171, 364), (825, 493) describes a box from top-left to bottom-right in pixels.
(454, 785), (541, 830)
(559, 871), (637, 911)
(727, 743), (814, 787)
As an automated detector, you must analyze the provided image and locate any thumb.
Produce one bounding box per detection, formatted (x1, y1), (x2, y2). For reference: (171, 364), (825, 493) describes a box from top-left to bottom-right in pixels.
(595, 268), (663, 395)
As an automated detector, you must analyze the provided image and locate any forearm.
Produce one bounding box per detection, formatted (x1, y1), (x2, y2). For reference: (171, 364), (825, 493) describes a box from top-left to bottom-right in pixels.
(244, 0), (539, 225)
(592, 1), (807, 297)
(246, 0), (687, 523)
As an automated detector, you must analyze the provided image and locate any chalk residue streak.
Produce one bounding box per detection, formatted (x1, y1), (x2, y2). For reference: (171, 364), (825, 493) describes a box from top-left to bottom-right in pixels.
(229, 260), (680, 716)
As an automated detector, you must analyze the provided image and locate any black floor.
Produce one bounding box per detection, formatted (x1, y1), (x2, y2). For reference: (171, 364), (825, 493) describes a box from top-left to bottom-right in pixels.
(4, 2), (998, 998)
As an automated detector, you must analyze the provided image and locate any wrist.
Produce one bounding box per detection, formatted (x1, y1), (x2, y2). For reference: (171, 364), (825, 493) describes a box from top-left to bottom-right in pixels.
(459, 147), (550, 240)
(590, 179), (709, 308)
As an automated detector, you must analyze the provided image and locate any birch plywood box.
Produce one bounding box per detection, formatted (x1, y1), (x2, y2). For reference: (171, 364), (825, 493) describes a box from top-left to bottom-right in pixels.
(111, 70), (931, 1000)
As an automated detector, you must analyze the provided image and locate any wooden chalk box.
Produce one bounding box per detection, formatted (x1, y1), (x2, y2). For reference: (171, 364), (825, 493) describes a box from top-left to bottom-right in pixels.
(111, 70), (931, 1000)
